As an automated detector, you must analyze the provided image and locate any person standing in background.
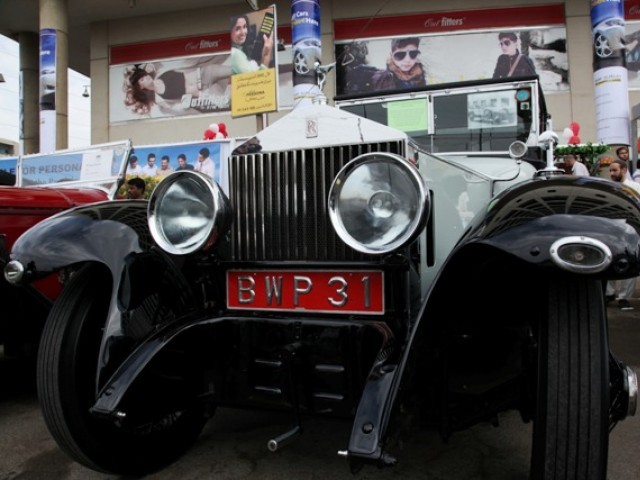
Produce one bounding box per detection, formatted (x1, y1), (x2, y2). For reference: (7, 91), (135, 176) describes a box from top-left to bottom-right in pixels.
(615, 146), (635, 181)
(125, 177), (146, 200)
(606, 159), (640, 310)
(563, 154), (590, 176)
(633, 158), (640, 183)
(616, 146), (630, 163)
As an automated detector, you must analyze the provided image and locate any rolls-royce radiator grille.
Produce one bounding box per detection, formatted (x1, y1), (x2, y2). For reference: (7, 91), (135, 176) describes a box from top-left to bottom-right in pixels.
(229, 141), (405, 261)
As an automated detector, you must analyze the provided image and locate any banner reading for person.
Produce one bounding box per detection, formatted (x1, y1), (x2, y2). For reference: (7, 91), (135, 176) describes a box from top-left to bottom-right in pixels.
(591, 0), (630, 146)
(39, 28), (56, 153)
(230, 5), (279, 117)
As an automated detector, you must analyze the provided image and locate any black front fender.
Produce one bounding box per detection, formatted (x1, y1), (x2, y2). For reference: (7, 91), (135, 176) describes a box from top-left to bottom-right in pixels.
(464, 175), (640, 277)
(9, 200), (149, 284)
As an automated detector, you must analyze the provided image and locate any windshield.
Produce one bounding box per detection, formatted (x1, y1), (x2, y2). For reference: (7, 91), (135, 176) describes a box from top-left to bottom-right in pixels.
(336, 79), (544, 155)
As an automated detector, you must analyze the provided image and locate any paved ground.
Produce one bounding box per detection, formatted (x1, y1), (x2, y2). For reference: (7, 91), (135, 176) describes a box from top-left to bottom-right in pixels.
(1, 298), (639, 480)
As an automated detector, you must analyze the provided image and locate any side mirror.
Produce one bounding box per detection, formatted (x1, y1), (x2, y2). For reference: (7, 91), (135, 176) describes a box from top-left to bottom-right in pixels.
(538, 130), (559, 149)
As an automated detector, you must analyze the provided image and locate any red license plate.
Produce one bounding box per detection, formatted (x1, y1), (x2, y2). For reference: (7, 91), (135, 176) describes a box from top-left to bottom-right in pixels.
(227, 270), (384, 315)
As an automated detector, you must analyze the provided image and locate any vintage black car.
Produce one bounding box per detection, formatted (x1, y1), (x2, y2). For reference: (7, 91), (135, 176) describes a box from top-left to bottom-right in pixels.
(4, 77), (638, 479)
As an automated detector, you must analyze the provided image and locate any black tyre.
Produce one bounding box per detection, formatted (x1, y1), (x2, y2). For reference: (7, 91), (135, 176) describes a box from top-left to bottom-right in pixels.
(531, 277), (609, 479)
(37, 264), (207, 475)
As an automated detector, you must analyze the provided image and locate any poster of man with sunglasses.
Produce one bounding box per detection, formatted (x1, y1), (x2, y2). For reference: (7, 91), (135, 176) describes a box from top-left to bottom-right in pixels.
(336, 37), (426, 94)
(369, 37), (427, 92)
(492, 32), (537, 79)
(335, 25), (568, 97)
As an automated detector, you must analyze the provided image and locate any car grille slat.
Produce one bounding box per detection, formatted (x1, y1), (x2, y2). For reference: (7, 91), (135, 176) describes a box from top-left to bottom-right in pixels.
(229, 141), (405, 261)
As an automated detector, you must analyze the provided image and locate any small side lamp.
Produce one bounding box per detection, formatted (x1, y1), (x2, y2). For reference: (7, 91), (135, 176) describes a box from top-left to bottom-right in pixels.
(82, 85), (90, 98)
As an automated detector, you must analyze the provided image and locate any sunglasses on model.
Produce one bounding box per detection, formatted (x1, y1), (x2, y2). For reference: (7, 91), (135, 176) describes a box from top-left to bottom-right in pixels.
(500, 40), (513, 47)
(393, 50), (420, 61)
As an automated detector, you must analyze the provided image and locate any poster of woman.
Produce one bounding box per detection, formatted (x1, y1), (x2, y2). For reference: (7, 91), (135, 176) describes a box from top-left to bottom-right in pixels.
(229, 5), (278, 117)
(110, 54), (232, 122)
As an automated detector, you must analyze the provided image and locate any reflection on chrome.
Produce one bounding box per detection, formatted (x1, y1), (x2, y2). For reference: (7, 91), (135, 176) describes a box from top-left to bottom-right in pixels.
(329, 153), (429, 255)
(148, 171), (231, 255)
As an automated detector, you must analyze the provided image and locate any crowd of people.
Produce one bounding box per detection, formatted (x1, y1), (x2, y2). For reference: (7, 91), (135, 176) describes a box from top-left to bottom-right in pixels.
(604, 146), (640, 310)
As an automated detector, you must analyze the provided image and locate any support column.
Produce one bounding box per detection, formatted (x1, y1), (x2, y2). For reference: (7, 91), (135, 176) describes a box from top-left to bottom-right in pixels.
(18, 32), (39, 155)
(39, 0), (68, 152)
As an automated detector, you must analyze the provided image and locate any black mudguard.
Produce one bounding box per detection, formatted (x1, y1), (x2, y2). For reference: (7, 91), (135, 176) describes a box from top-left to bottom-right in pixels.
(8, 200), (200, 382)
(9, 200), (149, 283)
(464, 175), (640, 277)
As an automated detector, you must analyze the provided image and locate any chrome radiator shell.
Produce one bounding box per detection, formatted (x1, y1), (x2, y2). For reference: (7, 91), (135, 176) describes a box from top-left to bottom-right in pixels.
(228, 141), (405, 262)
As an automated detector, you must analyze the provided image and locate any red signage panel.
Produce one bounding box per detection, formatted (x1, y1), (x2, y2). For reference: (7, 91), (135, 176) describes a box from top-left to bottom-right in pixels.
(110, 33), (230, 65)
(334, 5), (565, 40)
(110, 27), (292, 65)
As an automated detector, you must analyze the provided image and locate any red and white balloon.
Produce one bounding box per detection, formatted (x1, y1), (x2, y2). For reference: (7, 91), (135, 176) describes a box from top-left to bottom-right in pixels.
(562, 121), (581, 144)
(203, 122), (228, 140)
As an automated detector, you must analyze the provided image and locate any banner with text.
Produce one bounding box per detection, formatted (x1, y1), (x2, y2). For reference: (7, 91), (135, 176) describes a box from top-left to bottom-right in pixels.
(591, 0), (630, 146)
(230, 5), (279, 117)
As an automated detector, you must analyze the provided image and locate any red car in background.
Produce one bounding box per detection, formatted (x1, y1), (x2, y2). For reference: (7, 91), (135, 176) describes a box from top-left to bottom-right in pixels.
(0, 141), (131, 357)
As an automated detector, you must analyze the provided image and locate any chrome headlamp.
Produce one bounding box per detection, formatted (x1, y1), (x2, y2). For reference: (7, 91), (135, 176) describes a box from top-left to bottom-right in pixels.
(148, 171), (232, 255)
(328, 152), (429, 255)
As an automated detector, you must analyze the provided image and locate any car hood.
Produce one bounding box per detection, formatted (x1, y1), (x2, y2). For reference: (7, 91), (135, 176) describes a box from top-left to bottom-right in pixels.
(436, 153), (537, 180)
(0, 186), (109, 210)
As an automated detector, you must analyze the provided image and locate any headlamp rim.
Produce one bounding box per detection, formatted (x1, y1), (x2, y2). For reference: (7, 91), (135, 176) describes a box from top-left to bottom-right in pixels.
(328, 152), (429, 255)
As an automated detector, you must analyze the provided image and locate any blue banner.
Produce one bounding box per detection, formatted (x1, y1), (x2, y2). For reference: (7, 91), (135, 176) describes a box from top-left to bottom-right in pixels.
(0, 157), (18, 177)
(125, 139), (234, 194)
(39, 28), (57, 152)
(291, 0), (321, 106)
(591, 0), (624, 27)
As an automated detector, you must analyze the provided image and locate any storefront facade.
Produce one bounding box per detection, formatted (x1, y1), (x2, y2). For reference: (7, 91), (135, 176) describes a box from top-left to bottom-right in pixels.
(83, 0), (640, 149)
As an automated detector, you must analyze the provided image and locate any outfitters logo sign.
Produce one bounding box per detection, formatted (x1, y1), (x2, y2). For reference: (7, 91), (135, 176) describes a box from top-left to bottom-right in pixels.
(185, 40), (221, 52)
(424, 17), (466, 29)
